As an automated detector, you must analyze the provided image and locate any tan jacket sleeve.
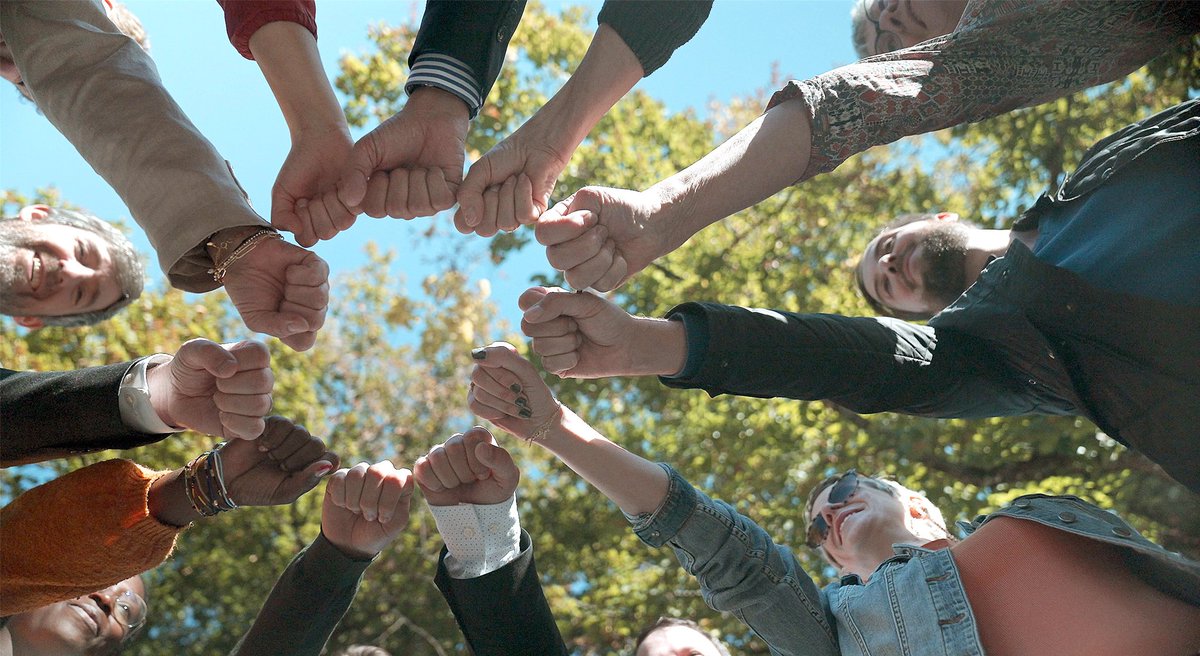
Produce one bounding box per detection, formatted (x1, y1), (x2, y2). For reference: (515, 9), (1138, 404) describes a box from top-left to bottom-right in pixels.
(0, 459), (183, 615)
(0, 0), (270, 291)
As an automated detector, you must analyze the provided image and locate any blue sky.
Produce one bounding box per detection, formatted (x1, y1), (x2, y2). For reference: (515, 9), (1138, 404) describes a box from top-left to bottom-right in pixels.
(0, 0), (859, 333)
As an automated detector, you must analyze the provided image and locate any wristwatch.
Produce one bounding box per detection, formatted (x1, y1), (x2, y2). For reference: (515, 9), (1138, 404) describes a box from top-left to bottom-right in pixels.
(119, 354), (182, 434)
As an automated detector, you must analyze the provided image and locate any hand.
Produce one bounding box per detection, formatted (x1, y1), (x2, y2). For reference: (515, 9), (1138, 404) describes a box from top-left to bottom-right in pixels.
(223, 236), (330, 351)
(535, 186), (671, 292)
(454, 127), (570, 237)
(272, 126), (355, 247)
(147, 339), (273, 439)
(220, 416), (339, 506)
(468, 342), (560, 441)
(322, 460), (414, 559)
(518, 285), (667, 376)
(335, 87), (468, 221)
(414, 427), (519, 507)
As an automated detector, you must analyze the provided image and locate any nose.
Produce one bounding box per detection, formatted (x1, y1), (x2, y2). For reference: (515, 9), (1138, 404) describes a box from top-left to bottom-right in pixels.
(90, 586), (118, 617)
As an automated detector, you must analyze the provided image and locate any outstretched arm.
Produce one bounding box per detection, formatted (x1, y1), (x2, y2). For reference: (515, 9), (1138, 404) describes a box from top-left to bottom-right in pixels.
(466, 343), (838, 655)
(468, 343), (667, 515)
(536, 1), (1200, 291)
(231, 460), (413, 656)
(242, 17), (354, 248)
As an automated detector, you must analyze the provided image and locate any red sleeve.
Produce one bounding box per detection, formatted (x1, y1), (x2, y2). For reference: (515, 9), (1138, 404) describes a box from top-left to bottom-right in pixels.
(217, 0), (317, 60)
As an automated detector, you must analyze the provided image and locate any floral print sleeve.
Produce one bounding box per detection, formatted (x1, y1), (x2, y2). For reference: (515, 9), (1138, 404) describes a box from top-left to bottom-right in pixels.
(768, 0), (1200, 179)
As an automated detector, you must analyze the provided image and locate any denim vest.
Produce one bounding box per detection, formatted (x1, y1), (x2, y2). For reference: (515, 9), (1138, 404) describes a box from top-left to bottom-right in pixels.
(630, 465), (1200, 656)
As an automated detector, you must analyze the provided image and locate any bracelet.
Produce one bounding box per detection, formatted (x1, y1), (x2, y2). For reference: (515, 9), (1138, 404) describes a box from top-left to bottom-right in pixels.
(525, 403), (564, 445)
(183, 445), (239, 517)
(206, 228), (282, 284)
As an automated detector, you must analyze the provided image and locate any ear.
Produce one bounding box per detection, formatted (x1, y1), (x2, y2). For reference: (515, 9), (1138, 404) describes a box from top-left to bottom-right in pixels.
(13, 316), (44, 329)
(17, 204), (50, 222)
(934, 212), (959, 223)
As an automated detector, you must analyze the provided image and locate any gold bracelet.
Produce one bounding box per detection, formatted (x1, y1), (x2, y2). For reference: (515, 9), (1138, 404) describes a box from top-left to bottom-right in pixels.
(207, 228), (282, 283)
(525, 403), (564, 445)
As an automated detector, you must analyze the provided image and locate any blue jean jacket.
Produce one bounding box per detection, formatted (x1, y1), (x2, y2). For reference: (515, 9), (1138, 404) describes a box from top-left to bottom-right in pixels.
(628, 465), (1200, 656)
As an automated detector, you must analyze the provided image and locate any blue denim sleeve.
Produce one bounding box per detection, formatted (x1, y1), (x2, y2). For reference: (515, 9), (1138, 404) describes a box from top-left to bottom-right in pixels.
(626, 465), (839, 656)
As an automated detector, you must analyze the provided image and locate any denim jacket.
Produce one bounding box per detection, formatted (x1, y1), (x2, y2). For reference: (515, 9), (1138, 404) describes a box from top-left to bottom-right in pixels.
(628, 465), (1200, 656)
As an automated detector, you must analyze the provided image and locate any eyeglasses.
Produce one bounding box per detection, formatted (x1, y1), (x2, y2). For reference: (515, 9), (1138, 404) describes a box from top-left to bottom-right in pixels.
(111, 589), (148, 633)
(861, 0), (904, 56)
(806, 470), (860, 548)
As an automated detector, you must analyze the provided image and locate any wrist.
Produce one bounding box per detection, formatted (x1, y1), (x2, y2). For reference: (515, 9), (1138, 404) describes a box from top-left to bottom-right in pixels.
(205, 226), (282, 284)
(148, 470), (200, 528)
(143, 356), (178, 428)
(644, 179), (694, 255)
(321, 526), (379, 560)
(635, 317), (688, 377)
(407, 85), (470, 121)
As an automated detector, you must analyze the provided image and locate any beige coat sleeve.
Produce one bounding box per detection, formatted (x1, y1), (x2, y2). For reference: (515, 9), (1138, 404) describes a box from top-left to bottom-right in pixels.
(0, 0), (270, 291)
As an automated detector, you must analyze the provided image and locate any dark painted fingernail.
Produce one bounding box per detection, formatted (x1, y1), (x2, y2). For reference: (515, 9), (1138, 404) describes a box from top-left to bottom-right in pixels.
(515, 397), (529, 408)
(471, 348), (487, 360)
(519, 408), (532, 419)
(510, 383), (522, 393)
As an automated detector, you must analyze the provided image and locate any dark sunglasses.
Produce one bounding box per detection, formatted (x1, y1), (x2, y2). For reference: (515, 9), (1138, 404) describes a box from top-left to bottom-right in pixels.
(806, 469), (860, 548)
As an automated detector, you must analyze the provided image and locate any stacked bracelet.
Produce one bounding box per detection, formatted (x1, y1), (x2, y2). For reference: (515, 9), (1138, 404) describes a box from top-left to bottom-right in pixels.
(206, 228), (282, 284)
(183, 446), (239, 518)
(525, 403), (564, 445)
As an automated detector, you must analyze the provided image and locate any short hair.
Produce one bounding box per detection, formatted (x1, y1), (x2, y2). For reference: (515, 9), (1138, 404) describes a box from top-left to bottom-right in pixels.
(634, 617), (731, 656)
(334, 647), (392, 656)
(853, 213), (944, 321)
(2, 208), (145, 326)
(850, 0), (873, 59)
(107, 1), (151, 52)
(804, 471), (952, 568)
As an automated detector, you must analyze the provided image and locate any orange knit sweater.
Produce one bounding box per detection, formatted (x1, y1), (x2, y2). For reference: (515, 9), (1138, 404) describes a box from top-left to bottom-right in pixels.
(0, 459), (183, 615)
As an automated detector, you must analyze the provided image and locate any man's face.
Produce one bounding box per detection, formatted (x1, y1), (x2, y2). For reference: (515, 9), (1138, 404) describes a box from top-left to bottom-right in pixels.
(861, 0), (967, 56)
(8, 575), (146, 655)
(636, 625), (724, 656)
(807, 477), (910, 577)
(858, 215), (970, 316)
(0, 206), (123, 323)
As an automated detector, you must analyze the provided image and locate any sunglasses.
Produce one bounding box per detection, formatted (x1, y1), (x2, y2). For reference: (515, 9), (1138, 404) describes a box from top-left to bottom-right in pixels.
(806, 469), (860, 548)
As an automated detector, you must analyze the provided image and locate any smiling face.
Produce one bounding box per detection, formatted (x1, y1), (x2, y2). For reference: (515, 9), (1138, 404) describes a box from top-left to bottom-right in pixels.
(0, 213), (124, 322)
(7, 575), (146, 655)
(807, 476), (918, 578)
(857, 213), (971, 319)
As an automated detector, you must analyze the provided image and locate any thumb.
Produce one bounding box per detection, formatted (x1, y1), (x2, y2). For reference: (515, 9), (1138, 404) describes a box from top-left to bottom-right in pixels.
(456, 156), (494, 228)
(474, 441), (518, 488)
(175, 339), (239, 379)
(295, 452), (340, 488)
(337, 134), (384, 209)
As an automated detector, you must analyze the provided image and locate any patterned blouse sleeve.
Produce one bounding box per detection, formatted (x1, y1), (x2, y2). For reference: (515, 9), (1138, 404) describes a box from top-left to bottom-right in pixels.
(768, 0), (1200, 179)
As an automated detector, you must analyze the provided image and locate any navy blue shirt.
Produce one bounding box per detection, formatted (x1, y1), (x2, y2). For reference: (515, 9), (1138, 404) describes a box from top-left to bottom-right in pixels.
(1033, 137), (1200, 306)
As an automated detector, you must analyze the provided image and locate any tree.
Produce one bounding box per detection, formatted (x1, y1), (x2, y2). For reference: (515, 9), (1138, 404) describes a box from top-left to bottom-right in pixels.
(3, 7), (1196, 656)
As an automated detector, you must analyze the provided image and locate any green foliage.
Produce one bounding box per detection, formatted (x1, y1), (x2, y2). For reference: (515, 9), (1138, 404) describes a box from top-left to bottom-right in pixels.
(3, 8), (1197, 656)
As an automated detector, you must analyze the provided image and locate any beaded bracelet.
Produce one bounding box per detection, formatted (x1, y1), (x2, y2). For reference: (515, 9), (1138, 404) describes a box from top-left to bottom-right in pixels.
(183, 445), (239, 517)
(206, 228), (282, 284)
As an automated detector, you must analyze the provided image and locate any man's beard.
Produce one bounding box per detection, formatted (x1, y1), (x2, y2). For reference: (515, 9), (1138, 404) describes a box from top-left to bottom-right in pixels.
(0, 222), (38, 313)
(919, 222), (970, 310)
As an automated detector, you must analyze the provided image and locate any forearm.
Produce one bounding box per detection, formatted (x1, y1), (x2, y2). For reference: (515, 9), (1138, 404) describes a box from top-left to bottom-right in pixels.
(525, 24), (643, 157)
(536, 406), (668, 515)
(248, 21), (346, 140)
(231, 533), (371, 656)
(646, 99), (812, 254)
(0, 460), (181, 615)
(0, 0), (267, 289)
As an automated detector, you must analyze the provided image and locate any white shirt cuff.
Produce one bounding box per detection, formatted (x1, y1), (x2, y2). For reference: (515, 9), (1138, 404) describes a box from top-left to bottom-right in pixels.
(118, 354), (182, 434)
(429, 495), (521, 579)
(405, 53), (482, 118)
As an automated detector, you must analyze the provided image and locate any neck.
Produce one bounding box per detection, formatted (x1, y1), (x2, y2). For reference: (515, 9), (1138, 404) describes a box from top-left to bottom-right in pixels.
(962, 229), (1017, 287)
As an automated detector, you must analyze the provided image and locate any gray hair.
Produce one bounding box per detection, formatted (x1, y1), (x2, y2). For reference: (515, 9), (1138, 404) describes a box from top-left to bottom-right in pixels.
(850, 0), (873, 59)
(1, 207), (145, 326)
